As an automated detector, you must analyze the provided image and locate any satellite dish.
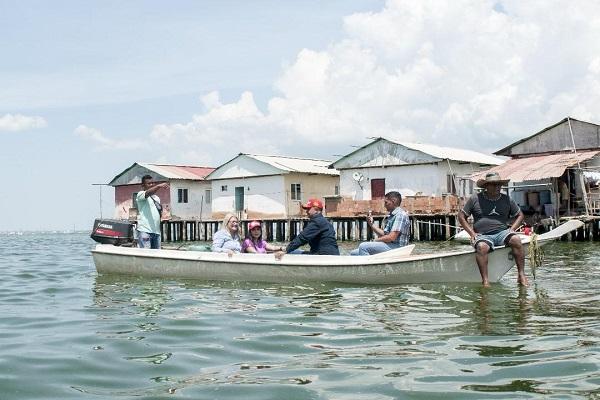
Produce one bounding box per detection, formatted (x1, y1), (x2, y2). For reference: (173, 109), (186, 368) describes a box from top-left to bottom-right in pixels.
(352, 172), (365, 182)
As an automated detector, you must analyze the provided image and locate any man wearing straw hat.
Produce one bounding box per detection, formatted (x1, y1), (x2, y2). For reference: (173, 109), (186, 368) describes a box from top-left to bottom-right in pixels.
(458, 172), (527, 287)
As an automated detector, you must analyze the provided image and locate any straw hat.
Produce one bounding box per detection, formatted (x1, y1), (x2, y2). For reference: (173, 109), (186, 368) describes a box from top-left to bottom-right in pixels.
(476, 172), (510, 188)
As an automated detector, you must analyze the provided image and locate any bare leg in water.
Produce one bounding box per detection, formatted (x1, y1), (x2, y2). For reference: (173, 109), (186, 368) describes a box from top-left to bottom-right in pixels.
(475, 242), (491, 287)
(507, 235), (528, 286)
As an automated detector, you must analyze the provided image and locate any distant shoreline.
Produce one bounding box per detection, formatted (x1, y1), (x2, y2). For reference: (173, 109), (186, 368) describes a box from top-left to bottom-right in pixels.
(0, 230), (91, 235)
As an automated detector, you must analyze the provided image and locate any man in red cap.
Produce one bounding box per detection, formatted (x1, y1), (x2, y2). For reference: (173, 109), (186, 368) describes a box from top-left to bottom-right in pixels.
(276, 198), (339, 258)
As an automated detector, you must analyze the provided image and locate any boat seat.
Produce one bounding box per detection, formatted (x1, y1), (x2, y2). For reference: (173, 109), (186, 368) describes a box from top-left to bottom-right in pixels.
(369, 244), (415, 259)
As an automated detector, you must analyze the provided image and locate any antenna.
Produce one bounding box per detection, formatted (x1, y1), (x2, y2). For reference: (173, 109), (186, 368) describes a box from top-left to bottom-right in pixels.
(352, 172), (365, 189)
(92, 183), (110, 219)
(352, 172), (365, 182)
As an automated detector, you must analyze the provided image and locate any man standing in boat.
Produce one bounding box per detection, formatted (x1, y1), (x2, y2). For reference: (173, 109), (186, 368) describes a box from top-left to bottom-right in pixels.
(136, 174), (168, 249)
(275, 198), (339, 258)
(350, 191), (410, 256)
(458, 172), (527, 287)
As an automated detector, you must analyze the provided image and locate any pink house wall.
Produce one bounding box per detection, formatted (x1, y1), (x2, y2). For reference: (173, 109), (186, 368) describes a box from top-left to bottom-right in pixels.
(114, 183), (171, 220)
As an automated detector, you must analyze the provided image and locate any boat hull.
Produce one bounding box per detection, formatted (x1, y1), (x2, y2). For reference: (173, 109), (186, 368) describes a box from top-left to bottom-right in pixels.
(92, 220), (582, 285)
(93, 245), (514, 284)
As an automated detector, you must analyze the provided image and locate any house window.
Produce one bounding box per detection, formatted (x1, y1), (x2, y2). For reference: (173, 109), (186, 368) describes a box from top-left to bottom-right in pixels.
(221, 185), (228, 192)
(177, 188), (188, 203)
(132, 192), (138, 209)
(335, 185), (340, 196)
(447, 174), (457, 194)
(291, 183), (302, 200)
(205, 189), (212, 204)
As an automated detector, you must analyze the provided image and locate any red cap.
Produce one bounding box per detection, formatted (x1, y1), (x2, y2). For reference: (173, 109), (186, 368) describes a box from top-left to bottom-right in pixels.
(248, 220), (261, 230)
(301, 198), (324, 210)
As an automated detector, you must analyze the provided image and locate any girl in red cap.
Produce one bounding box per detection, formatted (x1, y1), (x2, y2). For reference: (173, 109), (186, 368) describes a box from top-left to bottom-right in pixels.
(242, 220), (285, 254)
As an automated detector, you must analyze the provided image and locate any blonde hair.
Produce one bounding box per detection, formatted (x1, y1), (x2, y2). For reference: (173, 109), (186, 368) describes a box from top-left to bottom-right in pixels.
(221, 213), (239, 233)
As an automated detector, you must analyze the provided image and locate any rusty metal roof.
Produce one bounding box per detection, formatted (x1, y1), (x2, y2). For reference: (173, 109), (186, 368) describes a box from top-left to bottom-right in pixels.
(109, 162), (215, 186)
(470, 151), (600, 182)
(138, 163), (215, 180)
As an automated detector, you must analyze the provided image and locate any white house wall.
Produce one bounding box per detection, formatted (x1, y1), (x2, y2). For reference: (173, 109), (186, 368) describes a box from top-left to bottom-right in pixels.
(211, 175), (287, 218)
(169, 181), (212, 220)
(340, 161), (483, 199)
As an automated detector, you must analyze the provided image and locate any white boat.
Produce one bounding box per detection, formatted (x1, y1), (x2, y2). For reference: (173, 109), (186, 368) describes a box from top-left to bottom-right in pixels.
(453, 229), (529, 243)
(92, 220), (583, 285)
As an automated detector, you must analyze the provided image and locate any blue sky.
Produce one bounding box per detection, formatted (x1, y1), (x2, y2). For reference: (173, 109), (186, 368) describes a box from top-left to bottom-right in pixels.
(0, 0), (382, 231)
(2, 0), (600, 231)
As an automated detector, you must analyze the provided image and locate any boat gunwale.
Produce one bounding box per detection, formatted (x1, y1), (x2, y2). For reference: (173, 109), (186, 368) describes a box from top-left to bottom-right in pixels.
(92, 244), (505, 267)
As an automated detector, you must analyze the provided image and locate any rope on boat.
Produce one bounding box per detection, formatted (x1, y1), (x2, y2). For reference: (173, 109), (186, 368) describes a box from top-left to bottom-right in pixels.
(415, 220), (463, 230)
(527, 233), (544, 279)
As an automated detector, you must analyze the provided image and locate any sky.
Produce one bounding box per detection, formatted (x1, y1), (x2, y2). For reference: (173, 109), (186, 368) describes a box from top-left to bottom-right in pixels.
(2, 0), (600, 231)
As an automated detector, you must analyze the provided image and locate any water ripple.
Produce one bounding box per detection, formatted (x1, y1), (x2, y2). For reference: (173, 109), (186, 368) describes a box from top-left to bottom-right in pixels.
(0, 234), (599, 399)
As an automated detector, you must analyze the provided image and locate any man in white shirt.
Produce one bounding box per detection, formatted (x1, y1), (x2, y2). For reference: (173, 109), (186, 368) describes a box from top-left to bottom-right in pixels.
(136, 174), (168, 249)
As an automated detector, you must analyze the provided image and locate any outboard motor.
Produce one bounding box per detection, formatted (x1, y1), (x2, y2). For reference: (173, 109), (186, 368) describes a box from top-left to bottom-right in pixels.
(91, 219), (135, 246)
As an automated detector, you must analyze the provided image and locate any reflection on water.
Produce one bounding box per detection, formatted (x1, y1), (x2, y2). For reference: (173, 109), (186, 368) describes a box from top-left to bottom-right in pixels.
(93, 276), (172, 316)
(87, 250), (600, 398)
(0, 233), (599, 399)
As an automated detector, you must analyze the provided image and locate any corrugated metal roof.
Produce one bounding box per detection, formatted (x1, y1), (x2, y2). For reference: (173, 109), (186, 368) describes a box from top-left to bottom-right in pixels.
(387, 140), (504, 165)
(109, 162), (215, 186)
(137, 163), (215, 180)
(330, 138), (504, 169)
(493, 117), (600, 156)
(469, 151), (600, 182)
(245, 154), (339, 175)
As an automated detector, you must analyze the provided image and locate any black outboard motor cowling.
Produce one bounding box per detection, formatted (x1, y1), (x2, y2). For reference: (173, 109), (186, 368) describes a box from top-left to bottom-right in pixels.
(91, 219), (135, 246)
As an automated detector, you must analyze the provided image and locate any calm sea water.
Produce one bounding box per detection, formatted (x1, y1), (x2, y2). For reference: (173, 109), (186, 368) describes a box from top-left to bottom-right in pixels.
(0, 233), (599, 399)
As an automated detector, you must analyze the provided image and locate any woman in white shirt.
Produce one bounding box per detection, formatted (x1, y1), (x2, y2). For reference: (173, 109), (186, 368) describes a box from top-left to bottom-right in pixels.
(211, 213), (242, 255)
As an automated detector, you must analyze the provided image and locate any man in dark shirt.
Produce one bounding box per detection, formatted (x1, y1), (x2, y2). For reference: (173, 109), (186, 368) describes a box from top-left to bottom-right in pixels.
(458, 172), (527, 287)
(276, 198), (339, 258)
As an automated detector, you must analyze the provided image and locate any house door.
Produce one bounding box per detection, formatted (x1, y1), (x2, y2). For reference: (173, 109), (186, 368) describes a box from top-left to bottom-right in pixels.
(235, 187), (245, 212)
(371, 179), (385, 199)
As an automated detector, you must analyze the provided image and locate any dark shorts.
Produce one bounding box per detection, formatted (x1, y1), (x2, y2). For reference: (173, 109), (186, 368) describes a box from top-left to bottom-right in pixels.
(474, 228), (517, 251)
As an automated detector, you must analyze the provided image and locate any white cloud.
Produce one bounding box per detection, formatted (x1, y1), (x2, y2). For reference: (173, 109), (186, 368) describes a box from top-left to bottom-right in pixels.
(74, 125), (147, 151)
(151, 91), (281, 159)
(0, 113), (47, 132)
(149, 0), (600, 163)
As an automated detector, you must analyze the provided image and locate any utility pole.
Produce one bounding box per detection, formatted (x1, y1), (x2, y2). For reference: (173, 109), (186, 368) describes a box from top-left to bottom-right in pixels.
(92, 183), (108, 219)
